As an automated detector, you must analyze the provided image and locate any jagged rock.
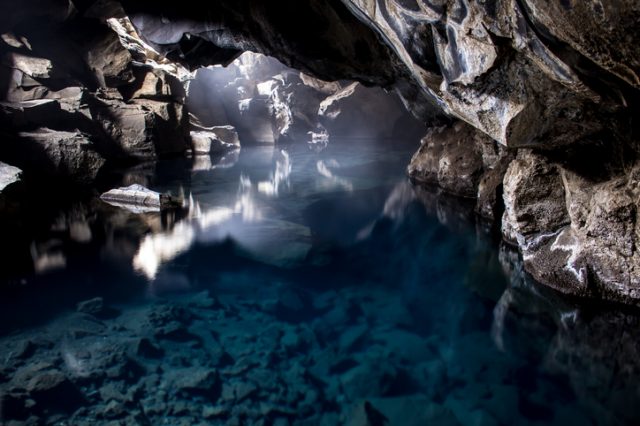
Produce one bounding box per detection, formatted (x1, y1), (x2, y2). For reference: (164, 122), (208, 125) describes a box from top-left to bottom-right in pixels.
(12, 128), (105, 183)
(166, 367), (219, 397)
(318, 82), (408, 139)
(299, 72), (341, 95)
(0, 6), (191, 185)
(502, 150), (570, 242)
(501, 151), (640, 303)
(89, 93), (188, 158)
(0, 162), (22, 194)
(408, 122), (488, 198)
(190, 126), (240, 155)
(100, 184), (181, 212)
(408, 121), (513, 214)
(130, 68), (186, 102)
(10, 364), (85, 414)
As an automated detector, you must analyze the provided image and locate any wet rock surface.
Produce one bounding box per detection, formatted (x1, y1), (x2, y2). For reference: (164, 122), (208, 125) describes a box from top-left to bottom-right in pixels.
(0, 7), (191, 185)
(0, 162), (22, 193)
(1, 0), (638, 301)
(501, 152), (640, 303)
(187, 52), (423, 146)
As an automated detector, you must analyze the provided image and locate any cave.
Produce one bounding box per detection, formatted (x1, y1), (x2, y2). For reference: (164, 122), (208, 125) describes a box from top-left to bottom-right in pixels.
(0, 0), (639, 424)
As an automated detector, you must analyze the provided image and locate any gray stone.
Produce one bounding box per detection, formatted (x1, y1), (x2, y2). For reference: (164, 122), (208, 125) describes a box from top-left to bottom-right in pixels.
(318, 82), (407, 139)
(408, 122), (490, 198)
(100, 184), (181, 212)
(0, 162), (22, 193)
(14, 129), (105, 183)
(166, 367), (218, 396)
(190, 128), (240, 155)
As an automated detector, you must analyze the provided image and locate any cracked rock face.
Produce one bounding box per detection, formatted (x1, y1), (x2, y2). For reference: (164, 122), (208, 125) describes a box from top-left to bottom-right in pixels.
(1, 0), (639, 303)
(502, 151), (640, 303)
(0, 5), (192, 184)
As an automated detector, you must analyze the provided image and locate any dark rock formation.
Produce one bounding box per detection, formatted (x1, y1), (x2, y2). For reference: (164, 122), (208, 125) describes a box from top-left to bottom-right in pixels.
(502, 151), (640, 302)
(0, 0), (639, 302)
(0, 162), (22, 194)
(0, 6), (192, 184)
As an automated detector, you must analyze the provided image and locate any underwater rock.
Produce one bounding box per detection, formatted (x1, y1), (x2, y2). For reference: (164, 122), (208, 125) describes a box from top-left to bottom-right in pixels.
(76, 297), (105, 316)
(166, 367), (219, 398)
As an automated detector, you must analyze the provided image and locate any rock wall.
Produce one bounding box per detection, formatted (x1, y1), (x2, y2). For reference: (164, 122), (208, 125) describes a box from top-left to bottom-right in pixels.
(187, 52), (425, 145)
(0, 3), (192, 184)
(1, 0), (639, 303)
(337, 0), (640, 303)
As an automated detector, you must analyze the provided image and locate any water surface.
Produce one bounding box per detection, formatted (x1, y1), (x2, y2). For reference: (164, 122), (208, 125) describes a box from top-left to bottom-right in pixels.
(1, 141), (639, 425)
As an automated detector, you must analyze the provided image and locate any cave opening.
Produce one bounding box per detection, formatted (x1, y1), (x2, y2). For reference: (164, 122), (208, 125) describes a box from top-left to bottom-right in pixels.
(1, 1), (640, 425)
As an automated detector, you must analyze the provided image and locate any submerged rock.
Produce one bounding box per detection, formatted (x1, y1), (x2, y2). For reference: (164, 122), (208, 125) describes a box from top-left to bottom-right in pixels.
(76, 297), (105, 316)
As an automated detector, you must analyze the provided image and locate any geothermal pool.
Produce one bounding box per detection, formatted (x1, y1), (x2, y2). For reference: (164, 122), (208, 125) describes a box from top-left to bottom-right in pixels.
(0, 141), (639, 425)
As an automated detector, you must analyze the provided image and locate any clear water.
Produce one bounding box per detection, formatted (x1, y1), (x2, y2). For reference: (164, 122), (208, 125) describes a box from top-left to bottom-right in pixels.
(1, 141), (639, 425)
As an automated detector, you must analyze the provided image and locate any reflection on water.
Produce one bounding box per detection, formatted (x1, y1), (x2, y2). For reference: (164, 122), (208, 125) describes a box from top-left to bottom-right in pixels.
(1, 142), (640, 425)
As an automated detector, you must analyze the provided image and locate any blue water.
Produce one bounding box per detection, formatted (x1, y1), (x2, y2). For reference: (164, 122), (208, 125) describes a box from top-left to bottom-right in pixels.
(1, 141), (639, 425)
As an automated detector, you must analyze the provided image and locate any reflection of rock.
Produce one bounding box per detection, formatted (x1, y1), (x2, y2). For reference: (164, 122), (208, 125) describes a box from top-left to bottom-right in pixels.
(133, 155), (310, 279)
(257, 150), (291, 197)
(494, 248), (640, 425)
(191, 149), (240, 172)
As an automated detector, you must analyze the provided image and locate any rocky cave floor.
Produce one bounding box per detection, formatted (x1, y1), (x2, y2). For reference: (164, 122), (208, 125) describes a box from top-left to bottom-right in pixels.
(1, 273), (639, 426)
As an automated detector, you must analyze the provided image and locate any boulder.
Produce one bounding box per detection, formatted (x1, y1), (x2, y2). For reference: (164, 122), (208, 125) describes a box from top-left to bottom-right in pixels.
(12, 128), (105, 183)
(408, 121), (512, 206)
(76, 297), (105, 315)
(190, 126), (240, 155)
(89, 93), (188, 158)
(502, 150), (570, 242)
(100, 184), (182, 212)
(501, 152), (640, 303)
(166, 367), (219, 398)
(0, 162), (22, 193)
